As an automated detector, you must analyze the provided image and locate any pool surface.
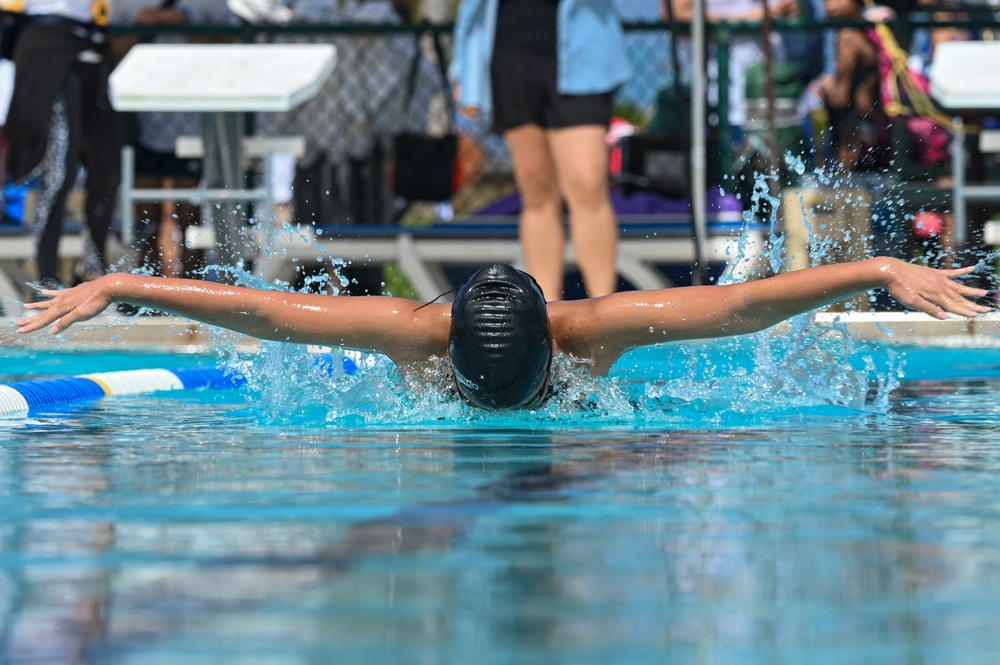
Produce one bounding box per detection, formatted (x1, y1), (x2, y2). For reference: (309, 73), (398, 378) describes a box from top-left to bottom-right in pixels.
(1, 328), (1000, 663)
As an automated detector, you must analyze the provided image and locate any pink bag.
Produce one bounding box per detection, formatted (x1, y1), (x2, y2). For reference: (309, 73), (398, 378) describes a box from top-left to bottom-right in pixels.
(906, 113), (950, 167)
(869, 28), (950, 167)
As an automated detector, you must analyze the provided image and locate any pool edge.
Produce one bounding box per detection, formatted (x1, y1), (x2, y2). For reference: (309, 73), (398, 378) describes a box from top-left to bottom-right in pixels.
(0, 314), (261, 354)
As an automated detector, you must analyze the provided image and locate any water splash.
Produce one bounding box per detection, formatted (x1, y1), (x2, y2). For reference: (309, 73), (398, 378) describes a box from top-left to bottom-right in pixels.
(236, 350), (650, 428)
(107, 166), (925, 427)
(636, 322), (903, 419)
(221, 313), (903, 429)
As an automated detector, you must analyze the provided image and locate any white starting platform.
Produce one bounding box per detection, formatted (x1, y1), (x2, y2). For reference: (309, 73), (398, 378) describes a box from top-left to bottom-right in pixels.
(108, 43), (336, 267)
(929, 41), (1000, 248)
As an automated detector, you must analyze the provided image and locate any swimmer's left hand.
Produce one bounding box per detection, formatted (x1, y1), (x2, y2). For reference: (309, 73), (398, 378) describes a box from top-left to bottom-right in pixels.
(15, 277), (115, 335)
(880, 258), (991, 320)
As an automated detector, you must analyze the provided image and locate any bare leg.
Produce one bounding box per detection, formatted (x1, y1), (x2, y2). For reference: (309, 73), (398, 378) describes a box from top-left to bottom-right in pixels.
(132, 173), (163, 277)
(549, 125), (618, 297)
(505, 125), (565, 300)
(156, 176), (178, 278)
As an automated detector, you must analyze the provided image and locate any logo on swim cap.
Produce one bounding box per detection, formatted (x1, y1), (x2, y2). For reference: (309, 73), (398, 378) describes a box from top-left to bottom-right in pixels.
(449, 264), (552, 410)
(453, 369), (480, 392)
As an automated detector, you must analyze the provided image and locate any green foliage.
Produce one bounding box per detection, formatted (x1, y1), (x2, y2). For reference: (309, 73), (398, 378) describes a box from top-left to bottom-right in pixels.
(612, 101), (650, 131)
(382, 263), (418, 299)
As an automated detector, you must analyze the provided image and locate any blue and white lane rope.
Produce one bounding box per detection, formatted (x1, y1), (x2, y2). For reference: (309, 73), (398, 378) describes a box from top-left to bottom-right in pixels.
(0, 367), (245, 418)
(0, 352), (362, 418)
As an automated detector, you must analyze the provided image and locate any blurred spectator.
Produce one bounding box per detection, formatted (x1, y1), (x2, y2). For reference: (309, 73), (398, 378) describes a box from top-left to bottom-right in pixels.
(867, 0), (959, 173)
(112, 0), (236, 279)
(451, 0), (631, 300)
(806, 0), (891, 172)
(783, 0), (826, 84)
(4, 0), (122, 290)
(871, 0), (971, 261)
(662, 0), (799, 140)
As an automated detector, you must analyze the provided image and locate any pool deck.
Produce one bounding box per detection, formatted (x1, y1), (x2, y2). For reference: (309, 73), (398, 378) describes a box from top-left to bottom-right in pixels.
(1, 310), (999, 355)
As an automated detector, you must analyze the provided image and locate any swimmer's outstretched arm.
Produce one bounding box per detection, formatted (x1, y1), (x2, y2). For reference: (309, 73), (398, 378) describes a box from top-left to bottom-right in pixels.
(551, 257), (990, 374)
(15, 274), (452, 365)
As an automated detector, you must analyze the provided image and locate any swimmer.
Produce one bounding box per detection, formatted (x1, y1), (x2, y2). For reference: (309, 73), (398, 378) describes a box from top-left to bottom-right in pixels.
(15, 258), (990, 410)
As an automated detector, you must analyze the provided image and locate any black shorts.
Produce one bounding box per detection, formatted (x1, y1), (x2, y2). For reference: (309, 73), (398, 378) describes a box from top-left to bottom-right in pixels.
(490, 48), (614, 134)
(133, 143), (202, 179)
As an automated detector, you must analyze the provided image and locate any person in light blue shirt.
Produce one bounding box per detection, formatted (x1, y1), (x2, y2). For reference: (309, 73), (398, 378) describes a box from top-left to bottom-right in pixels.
(451, 0), (631, 301)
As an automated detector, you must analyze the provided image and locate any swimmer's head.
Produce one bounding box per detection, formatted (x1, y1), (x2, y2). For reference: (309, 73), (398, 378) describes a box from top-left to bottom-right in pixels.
(449, 264), (552, 410)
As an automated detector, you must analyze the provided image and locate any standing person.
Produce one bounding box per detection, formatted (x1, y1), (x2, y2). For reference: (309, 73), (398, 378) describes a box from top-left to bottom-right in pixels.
(806, 0), (890, 173)
(451, 0), (631, 301)
(4, 0), (123, 290)
(662, 0), (799, 142)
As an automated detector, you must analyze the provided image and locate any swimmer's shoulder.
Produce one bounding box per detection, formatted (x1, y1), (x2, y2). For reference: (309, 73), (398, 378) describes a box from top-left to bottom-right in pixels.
(548, 298), (623, 375)
(547, 298), (598, 339)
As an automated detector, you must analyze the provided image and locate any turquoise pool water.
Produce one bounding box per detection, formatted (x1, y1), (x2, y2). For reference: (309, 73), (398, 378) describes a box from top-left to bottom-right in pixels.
(2, 331), (1000, 663)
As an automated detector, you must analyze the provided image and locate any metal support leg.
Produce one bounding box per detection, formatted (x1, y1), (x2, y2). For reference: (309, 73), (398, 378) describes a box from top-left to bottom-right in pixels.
(200, 111), (256, 274)
(120, 146), (135, 247)
(951, 120), (967, 247)
(259, 151), (274, 229)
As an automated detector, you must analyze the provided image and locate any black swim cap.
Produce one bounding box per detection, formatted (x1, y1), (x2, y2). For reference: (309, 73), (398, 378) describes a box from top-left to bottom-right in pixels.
(449, 264), (552, 410)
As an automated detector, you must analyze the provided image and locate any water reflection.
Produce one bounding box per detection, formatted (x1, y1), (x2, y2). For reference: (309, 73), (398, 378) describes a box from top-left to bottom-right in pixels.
(0, 400), (999, 662)
(1, 439), (113, 663)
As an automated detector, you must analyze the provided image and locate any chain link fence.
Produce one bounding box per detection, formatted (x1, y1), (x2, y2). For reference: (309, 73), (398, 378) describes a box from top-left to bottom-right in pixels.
(110, 9), (1000, 230)
(102, 8), (1000, 303)
(109, 21), (758, 227)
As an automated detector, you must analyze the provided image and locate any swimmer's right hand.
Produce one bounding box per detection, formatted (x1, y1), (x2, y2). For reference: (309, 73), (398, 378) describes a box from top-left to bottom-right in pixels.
(16, 275), (115, 335)
(878, 258), (990, 320)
